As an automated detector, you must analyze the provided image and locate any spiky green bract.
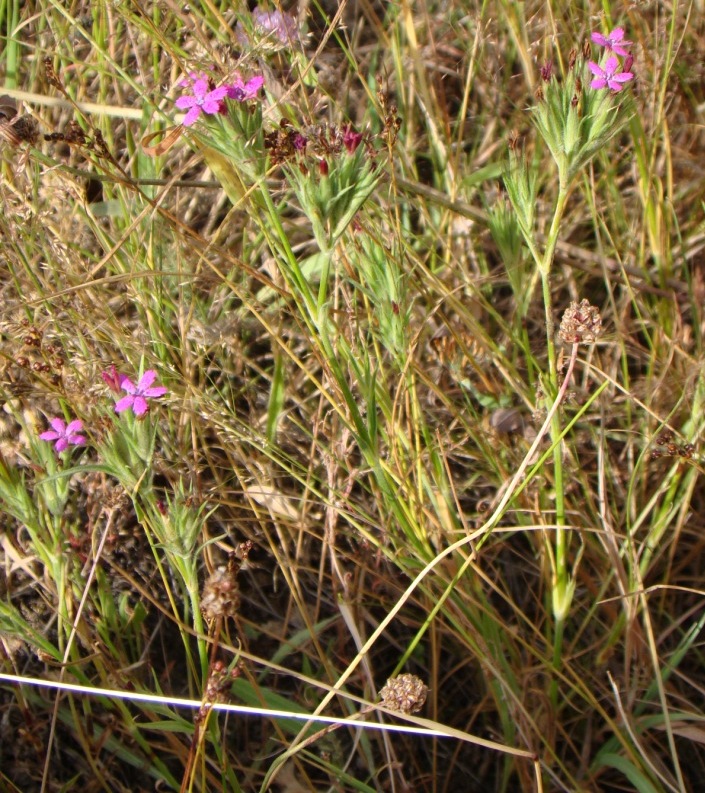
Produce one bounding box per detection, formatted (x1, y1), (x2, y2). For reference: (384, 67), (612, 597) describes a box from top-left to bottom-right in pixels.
(284, 145), (382, 254)
(532, 63), (634, 190)
(348, 230), (409, 370)
(487, 196), (532, 316)
(187, 99), (266, 207)
(98, 410), (159, 494)
(502, 151), (539, 256)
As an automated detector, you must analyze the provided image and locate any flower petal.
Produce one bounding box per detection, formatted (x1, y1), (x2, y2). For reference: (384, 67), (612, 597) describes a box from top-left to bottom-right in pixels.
(55, 438), (69, 452)
(137, 370), (157, 389)
(587, 61), (604, 77)
(49, 417), (67, 433)
(115, 395), (136, 413)
(243, 76), (264, 96)
(191, 78), (210, 98)
(40, 430), (60, 441)
(182, 107), (201, 126)
(120, 377), (137, 395)
(143, 386), (168, 398)
(132, 396), (149, 416)
(175, 95), (198, 110)
(210, 86), (229, 101)
(604, 56), (619, 74)
(201, 97), (224, 115)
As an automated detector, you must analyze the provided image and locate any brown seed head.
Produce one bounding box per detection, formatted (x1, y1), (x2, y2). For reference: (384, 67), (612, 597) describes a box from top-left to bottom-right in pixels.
(559, 299), (602, 344)
(201, 564), (240, 621)
(0, 114), (38, 148)
(379, 673), (428, 714)
(13, 116), (39, 145)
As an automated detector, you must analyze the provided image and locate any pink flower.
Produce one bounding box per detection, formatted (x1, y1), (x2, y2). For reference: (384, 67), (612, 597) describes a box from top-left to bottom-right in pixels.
(114, 370), (168, 417)
(40, 418), (86, 452)
(591, 27), (633, 57)
(588, 56), (634, 92)
(225, 75), (265, 102)
(175, 72), (229, 126)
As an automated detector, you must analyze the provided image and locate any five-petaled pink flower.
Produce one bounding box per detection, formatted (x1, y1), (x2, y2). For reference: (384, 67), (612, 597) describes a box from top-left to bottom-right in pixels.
(588, 56), (634, 92)
(591, 27), (633, 57)
(115, 370), (168, 417)
(40, 418), (86, 452)
(175, 73), (229, 126)
(225, 75), (265, 102)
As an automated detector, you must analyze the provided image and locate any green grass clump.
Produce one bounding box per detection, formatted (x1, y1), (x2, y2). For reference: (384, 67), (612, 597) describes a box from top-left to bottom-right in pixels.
(1, 2), (705, 791)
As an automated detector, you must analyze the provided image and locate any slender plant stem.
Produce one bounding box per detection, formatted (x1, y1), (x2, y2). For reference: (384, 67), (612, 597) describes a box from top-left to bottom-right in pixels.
(537, 185), (574, 704)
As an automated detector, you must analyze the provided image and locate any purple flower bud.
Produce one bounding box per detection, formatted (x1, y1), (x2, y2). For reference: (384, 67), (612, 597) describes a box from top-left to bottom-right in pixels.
(102, 365), (128, 393)
(342, 124), (363, 154)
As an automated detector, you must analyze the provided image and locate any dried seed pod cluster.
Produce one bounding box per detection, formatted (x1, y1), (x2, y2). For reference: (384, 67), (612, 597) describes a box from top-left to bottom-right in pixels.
(559, 299), (602, 344)
(379, 673), (428, 714)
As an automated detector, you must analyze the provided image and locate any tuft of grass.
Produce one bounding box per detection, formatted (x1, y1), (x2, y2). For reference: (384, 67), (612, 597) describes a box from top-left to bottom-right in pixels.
(1, 2), (705, 791)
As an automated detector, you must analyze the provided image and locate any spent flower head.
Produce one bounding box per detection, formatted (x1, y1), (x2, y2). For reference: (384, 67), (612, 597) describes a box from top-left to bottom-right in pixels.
(236, 7), (299, 49)
(175, 72), (229, 126)
(591, 27), (633, 57)
(379, 674), (428, 714)
(588, 56), (634, 92)
(115, 370), (168, 417)
(40, 417), (86, 452)
(559, 299), (602, 344)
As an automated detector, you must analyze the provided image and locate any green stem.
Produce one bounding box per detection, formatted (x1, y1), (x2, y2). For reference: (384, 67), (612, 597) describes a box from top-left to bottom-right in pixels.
(538, 185), (574, 706)
(539, 187), (569, 533)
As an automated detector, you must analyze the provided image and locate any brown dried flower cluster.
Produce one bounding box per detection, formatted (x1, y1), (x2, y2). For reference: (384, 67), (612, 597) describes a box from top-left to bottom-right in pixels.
(559, 299), (602, 344)
(379, 673), (428, 714)
(201, 562), (241, 621)
(0, 95), (38, 148)
(200, 544), (252, 621)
